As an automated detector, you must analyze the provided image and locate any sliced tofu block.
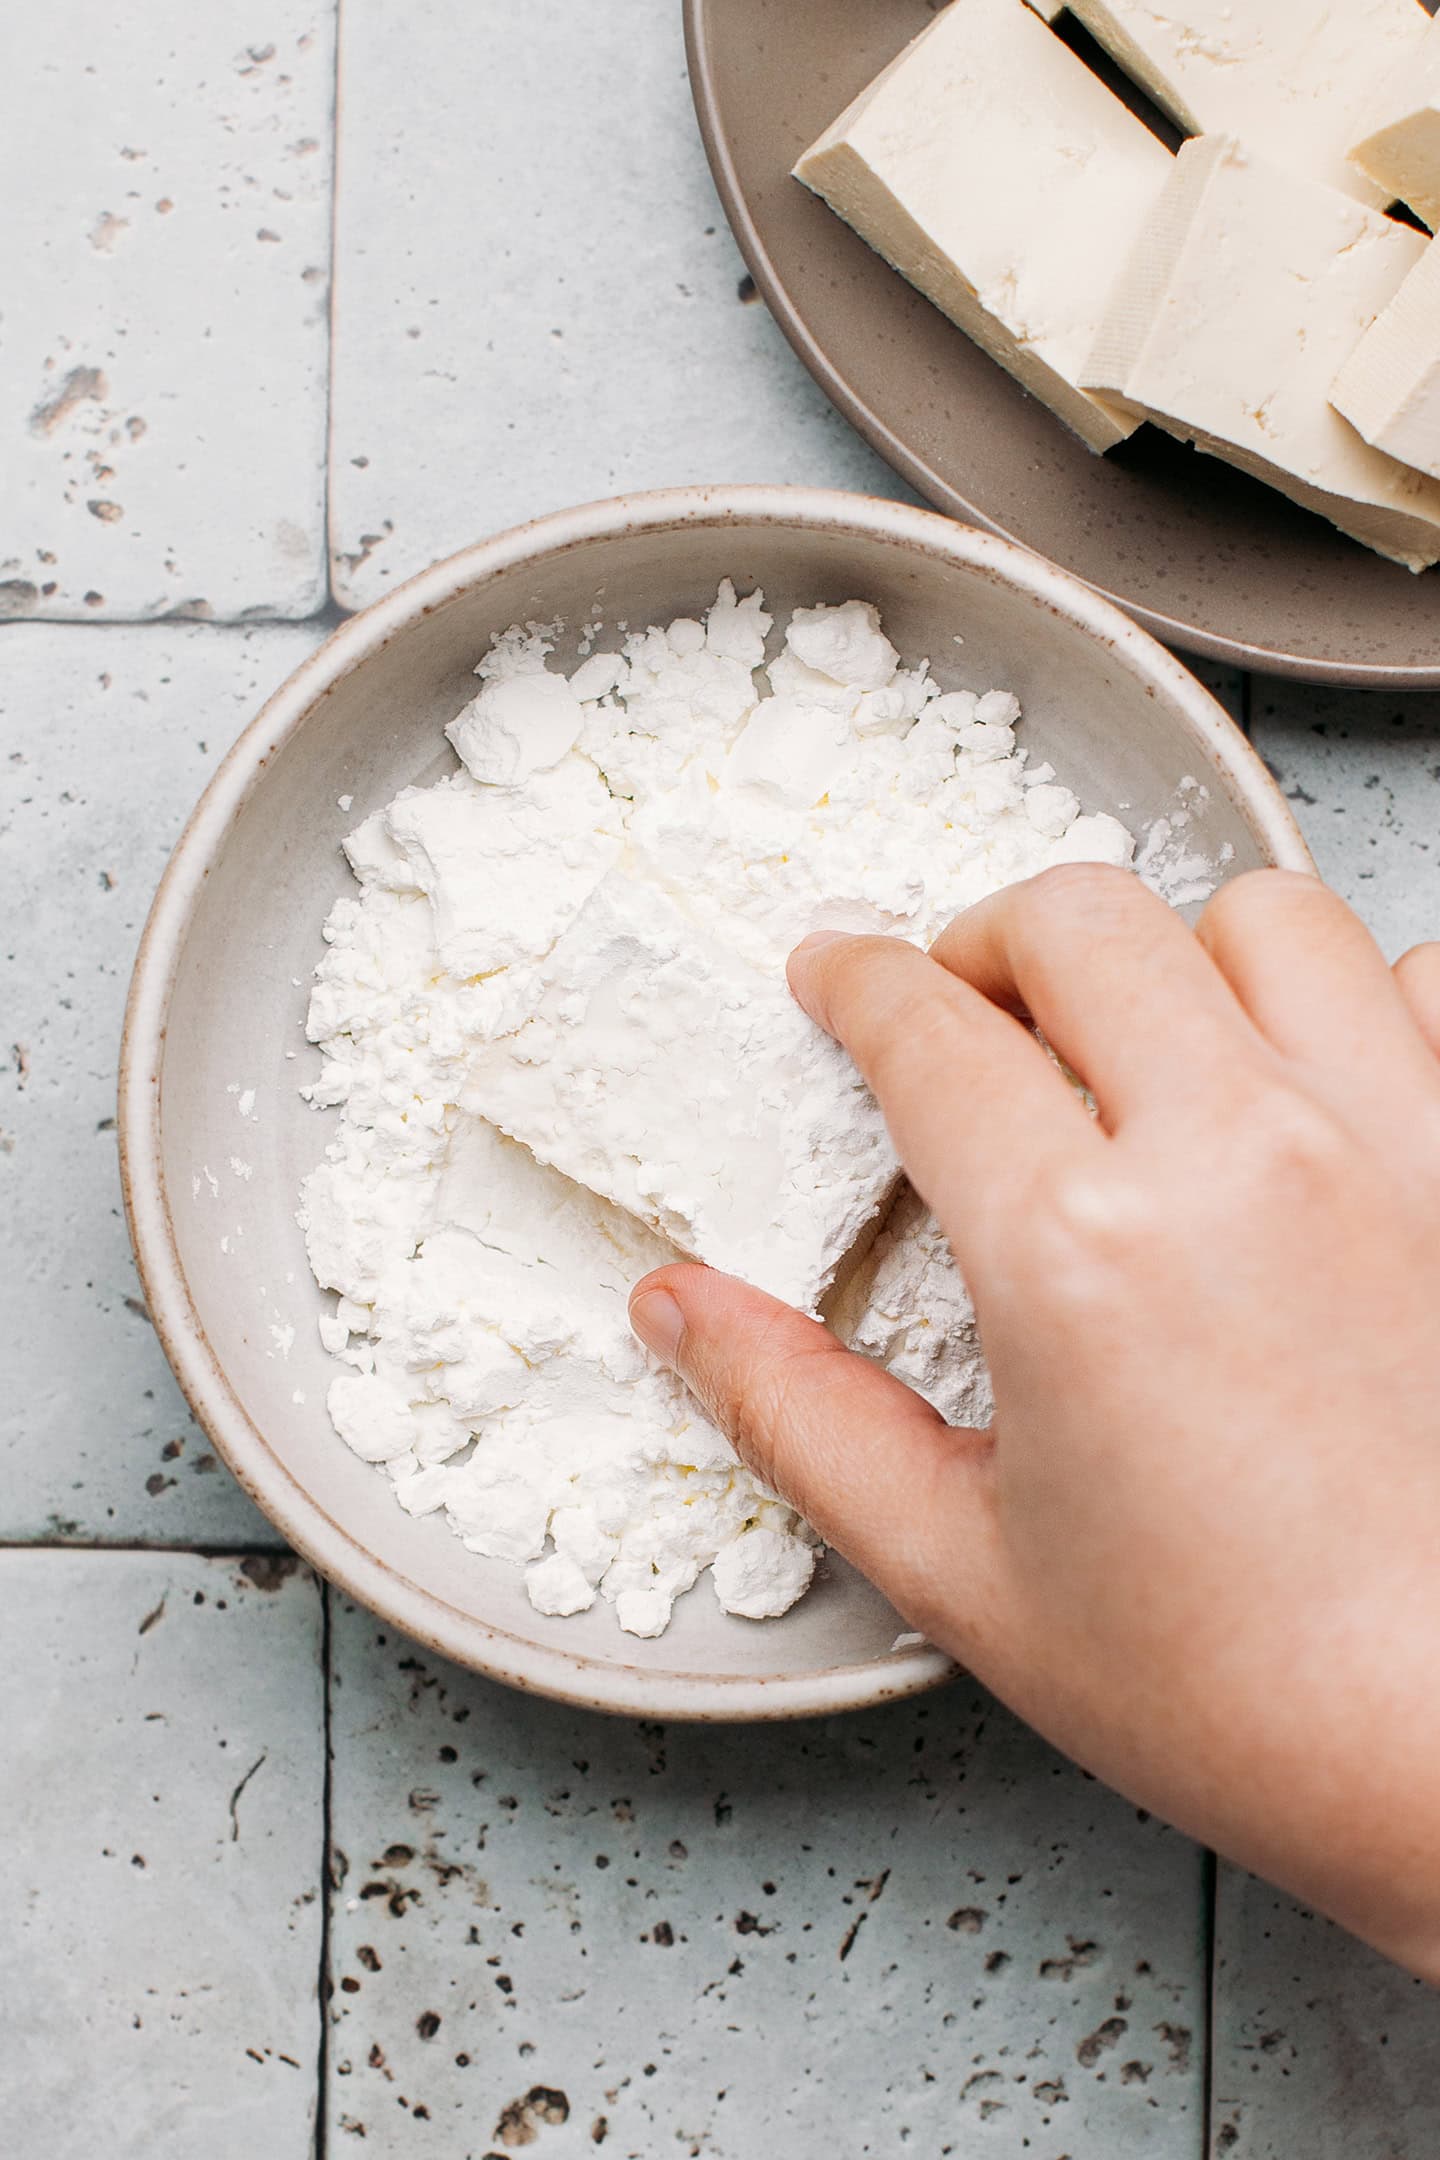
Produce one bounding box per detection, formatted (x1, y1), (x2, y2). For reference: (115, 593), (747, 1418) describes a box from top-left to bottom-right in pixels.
(1066, 0), (1433, 206)
(1333, 238), (1440, 484)
(458, 874), (899, 1314)
(1085, 136), (1440, 571)
(1349, 15), (1440, 232)
(793, 0), (1174, 454)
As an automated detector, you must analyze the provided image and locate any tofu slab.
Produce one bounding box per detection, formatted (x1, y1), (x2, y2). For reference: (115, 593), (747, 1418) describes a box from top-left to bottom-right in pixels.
(1333, 237), (1440, 484)
(457, 874), (900, 1314)
(793, 0), (1174, 454)
(1349, 14), (1440, 232)
(1066, 0), (1433, 206)
(1085, 136), (1440, 571)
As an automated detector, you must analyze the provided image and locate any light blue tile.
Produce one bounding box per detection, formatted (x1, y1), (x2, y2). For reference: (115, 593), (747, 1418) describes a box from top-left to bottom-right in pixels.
(1249, 680), (1440, 956)
(1212, 1867), (1440, 2159)
(0, 620), (325, 1540)
(0, 1550), (325, 2158)
(326, 1597), (1206, 2157)
(0, 0), (334, 620)
(327, 0), (915, 609)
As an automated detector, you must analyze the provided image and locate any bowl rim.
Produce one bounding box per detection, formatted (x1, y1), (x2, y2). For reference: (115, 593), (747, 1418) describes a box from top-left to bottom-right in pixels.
(118, 483), (1315, 1721)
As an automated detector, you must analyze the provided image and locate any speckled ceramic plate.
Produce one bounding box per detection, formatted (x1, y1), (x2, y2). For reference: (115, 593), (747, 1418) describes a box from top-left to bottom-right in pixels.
(686, 0), (1440, 687)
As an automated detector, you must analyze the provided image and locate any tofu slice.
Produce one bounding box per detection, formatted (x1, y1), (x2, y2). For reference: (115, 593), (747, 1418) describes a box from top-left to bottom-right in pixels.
(1332, 237), (1440, 484)
(793, 0), (1174, 454)
(1065, 0), (1433, 207)
(458, 874), (900, 1314)
(1085, 136), (1440, 572)
(1349, 15), (1440, 232)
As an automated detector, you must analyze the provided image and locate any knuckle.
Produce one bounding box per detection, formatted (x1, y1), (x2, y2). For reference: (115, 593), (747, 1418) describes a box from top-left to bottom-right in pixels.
(1031, 855), (1139, 907)
(1020, 859), (1138, 923)
(1027, 1165), (1161, 1289)
(1396, 939), (1440, 982)
(1235, 1076), (1350, 1187)
(726, 1341), (816, 1477)
(1007, 863), (1160, 985)
(1199, 866), (1321, 941)
(1393, 944), (1440, 1059)
(1409, 1103), (1440, 1182)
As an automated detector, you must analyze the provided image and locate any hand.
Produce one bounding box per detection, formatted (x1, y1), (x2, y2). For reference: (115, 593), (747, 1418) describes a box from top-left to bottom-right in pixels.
(630, 866), (1440, 1980)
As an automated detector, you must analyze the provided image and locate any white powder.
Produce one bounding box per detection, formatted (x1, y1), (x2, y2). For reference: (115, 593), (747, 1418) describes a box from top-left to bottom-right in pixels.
(1135, 774), (1232, 910)
(299, 586), (1141, 1637)
(828, 1183), (993, 1432)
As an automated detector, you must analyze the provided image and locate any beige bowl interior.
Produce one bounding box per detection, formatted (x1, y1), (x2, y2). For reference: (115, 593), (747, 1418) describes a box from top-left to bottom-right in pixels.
(124, 489), (1310, 1719)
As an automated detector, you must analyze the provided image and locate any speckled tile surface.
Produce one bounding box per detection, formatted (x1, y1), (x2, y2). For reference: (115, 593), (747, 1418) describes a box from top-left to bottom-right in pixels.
(1210, 1869), (1440, 2159)
(326, 0), (912, 611)
(5, 0), (1438, 2149)
(0, 621), (324, 1542)
(0, 1), (334, 622)
(1248, 680), (1440, 956)
(325, 1602), (1205, 2157)
(0, 1550), (324, 2159)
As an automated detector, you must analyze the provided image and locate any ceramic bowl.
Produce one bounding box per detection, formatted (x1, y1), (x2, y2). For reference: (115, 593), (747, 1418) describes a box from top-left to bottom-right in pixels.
(120, 486), (1312, 1720)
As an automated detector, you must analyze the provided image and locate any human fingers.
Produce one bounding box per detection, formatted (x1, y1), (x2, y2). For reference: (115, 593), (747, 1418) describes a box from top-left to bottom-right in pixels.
(1393, 942), (1440, 1063)
(786, 930), (1097, 1259)
(928, 863), (1256, 1127)
(629, 1263), (1007, 1645)
(1196, 871), (1439, 1092)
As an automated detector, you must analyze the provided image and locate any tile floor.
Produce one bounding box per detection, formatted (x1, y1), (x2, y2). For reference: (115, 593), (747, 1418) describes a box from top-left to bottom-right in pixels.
(4, 5), (1439, 2154)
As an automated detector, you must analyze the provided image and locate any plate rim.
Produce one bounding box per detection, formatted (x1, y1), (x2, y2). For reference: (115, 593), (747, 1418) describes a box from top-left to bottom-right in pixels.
(684, 0), (1440, 690)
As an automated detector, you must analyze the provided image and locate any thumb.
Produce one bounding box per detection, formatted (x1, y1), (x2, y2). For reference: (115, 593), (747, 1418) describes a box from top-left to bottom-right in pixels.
(629, 1262), (1002, 1639)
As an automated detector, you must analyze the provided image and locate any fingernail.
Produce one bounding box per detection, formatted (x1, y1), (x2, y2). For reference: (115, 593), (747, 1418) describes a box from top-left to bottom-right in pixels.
(792, 929), (846, 958)
(629, 1287), (685, 1369)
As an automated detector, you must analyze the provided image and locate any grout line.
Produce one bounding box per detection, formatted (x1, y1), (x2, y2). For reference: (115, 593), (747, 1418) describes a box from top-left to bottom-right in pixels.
(1201, 1845), (1219, 2159)
(0, 1539), (298, 1556)
(315, 1579), (334, 2160)
(0, 610), (345, 635)
(320, 0), (346, 614)
(304, 597), (356, 632)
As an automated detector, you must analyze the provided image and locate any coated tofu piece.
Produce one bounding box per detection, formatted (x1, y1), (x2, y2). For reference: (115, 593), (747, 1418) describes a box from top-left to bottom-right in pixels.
(1085, 136), (1440, 570)
(457, 874), (899, 1313)
(794, 0), (1174, 453)
(1066, 0), (1433, 206)
(1333, 237), (1440, 484)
